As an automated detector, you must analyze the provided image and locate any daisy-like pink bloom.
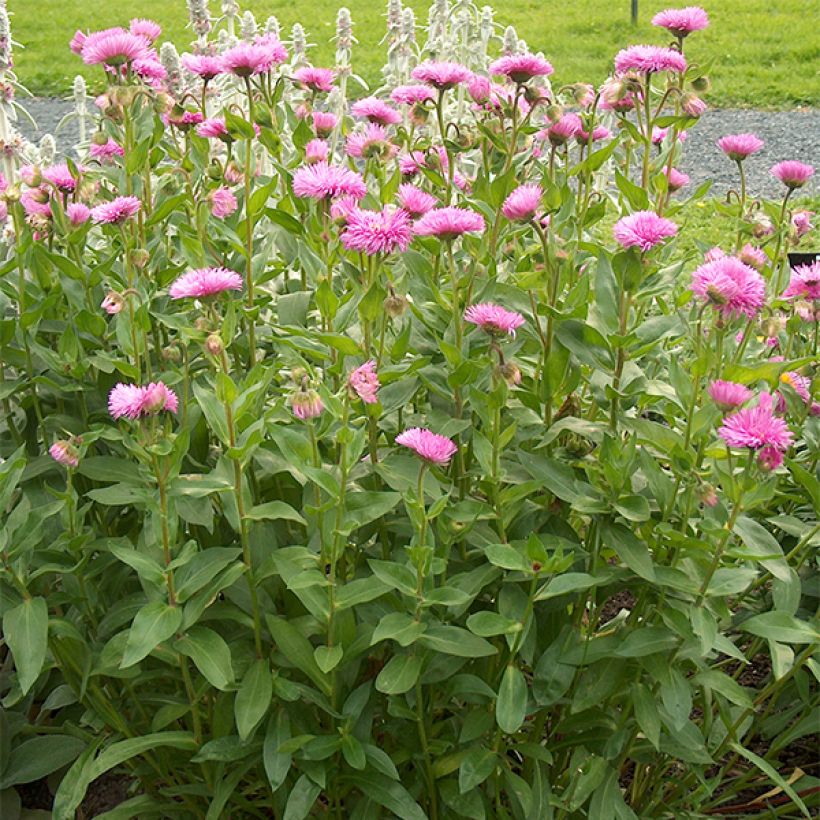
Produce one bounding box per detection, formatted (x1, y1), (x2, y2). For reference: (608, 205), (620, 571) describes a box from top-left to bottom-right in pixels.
(350, 97), (402, 125)
(651, 126), (687, 145)
(21, 188), (52, 219)
(791, 210), (814, 238)
(291, 388), (323, 420)
(349, 360), (380, 404)
(346, 124), (396, 159)
(758, 445), (784, 471)
(782, 261), (820, 300)
(130, 18), (162, 42)
(312, 111), (338, 136)
(717, 133), (764, 161)
(181, 53), (224, 81)
(704, 247), (726, 263)
(90, 196), (141, 225)
(467, 74), (492, 104)
(464, 303), (525, 337)
(196, 117), (229, 140)
(396, 427), (458, 466)
(208, 187), (238, 219)
(665, 167), (690, 192)
(66, 203), (91, 226)
(70, 30), (87, 55)
(169, 267), (243, 299)
(719, 392), (793, 451)
(294, 66), (335, 93)
(397, 183), (437, 216)
(390, 84), (435, 105)
(738, 244), (767, 271)
(708, 380), (753, 412)
(411, 60), (473, 90)
(163, 109), (204, 129)
(691, 256), (766, 318)
(101, 291), (124, 315)
(221, 40), (286, 77)
(109, 382), (178, 420)
(777, 371), (817, 415)
(414, 207), (485, 239)
(330, 196), (360, 224)
(305, 138), (329, 164)
(90, 138), (124, 163)
(43, 163), (80, 193)
(292, 161), (367, 200)
(540, 113), (581, 146)
(577, 125), (611, 144)
(599, 77), (635, 112)
(81, 28), (150, 67)
(133, 56), (167, 82)
(49, 440), (79, 469)
(771, 161), (814, 189)
(651, 6), (709, 36)
(614, 45), (687, 75)
(613, 210), (678, 251)
(341, 206), (413, 255)
(489, 53), (553, 83)
(502, 184), (542, 222)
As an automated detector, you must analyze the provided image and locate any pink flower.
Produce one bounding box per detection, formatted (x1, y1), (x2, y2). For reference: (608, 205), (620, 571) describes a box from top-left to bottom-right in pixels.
(778, 371), (816, 414)
(704, 247), (726, 263)
(130, 18), (162, 42)
(599, 77), (635, 111)
(614, 45), (687, 75)
(502, 184), (542, 221)
(66, 203), (90, 226)
(43, 163), (80, 193)
(771, 161), (814, 189)
(294, 66), (335, 93)
(489, 53), (554, 83)
(181, 53), (224, 81)
(540, 114), (581, 146)
(791, 210), (814, 238)
(346, 124), (396, 159)
(291, 388), (323, 420)
(681, 93), (707, 117)
(738, 244), (767, 271)
(341, 206), (413, 255)
(467, 74), (492, 104)
(464, 303), (525, 336)
(109, 382), (178, 420)
(350, 97), (402, 125)
(312, 111), (338, 136)
(717, 133), (764, 161)
(90, 196), (141, 225)
(652, 126), (686, 145)
(398, 183), (437, 216)
(719, 393), (793, 451)
(293, 161), (367, 200)
(349, 360), (380, 404)
(691, 256), (765, 318)
(758, 445), (784, 471)
(81, 29), (150, 67)
(613, 210), (678, 251)
(414, 207), (485, 239)
(651, 6), (709, 36)
(305, 139), (329, 164)
(330, 196), (360, 223)
(133, 57), (167, 82)
(577, 125), (611, 144)
(391, 85), (435, 105)
(782, 261), (820, 300)
(70, 30), (87, 55)
(208, 187), (238, 218)
(196, 117), (229, 139)
(665, 167), (690, 192)
(101, 291), (124, 314)
(411, 60), (473, 90)
(169, 267), (243, 299)
(708, 380), (753, 412)
(89, 139), (125, 163)
(50, 440), (79, 468)
(163, 109), (204, 129)
(21, 187), (52, 219)
(221, 40), (287, 77)
(396, 427), (458, 465)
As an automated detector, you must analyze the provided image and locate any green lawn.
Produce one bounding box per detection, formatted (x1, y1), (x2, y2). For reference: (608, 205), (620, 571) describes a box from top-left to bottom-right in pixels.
(9, 0), (820, 106)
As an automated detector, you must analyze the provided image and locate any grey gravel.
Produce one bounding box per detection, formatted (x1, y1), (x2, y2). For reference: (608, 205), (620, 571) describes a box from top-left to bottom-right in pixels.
(13, 97), (820, 198)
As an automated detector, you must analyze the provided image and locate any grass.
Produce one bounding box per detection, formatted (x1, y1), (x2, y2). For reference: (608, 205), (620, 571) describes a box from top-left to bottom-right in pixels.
(8, 0), (820, 107)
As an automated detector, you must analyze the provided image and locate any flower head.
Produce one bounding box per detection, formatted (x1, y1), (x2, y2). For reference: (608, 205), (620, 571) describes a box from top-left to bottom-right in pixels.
(719, 392), (793, 451)
(142, 382), (179, 415)
(66, 202), (91, 226)
(349, 360), (380, 404)
(221, 39), (287, 77)
(782, 261), (820, 300)
(293, 161), (367, 200)
(489, 53), (553, 83)
(738, 244), (767, 271)
(691, 256), (765, 318)
(651, 6), (709, 36)
(502, 184), (542, 222)
(708, 380), (753, 412)
(665, 167), (690, 192)
(350, 96), (402, 125)
(109, 381), (178, 420)
(411, 60), (473, 90)
(613, 210), (678, 251)
(294, 66), (335, 93)
(305, 138), (329, 164)
(208, 187), (238, 218)
(81, 28), (150, 67)
(414, 206), (485, 239)
(101, 291), (124, 314)
(397, 183), (437, 216)
(717, 133), (764, 161)
(341, 206), (413, 255)
(465, 302), (525, 337)
(346, 124), (396, 160)
(50, 440), (79, 468)
(758, 445), (784, 471)
(396, 427), (458, 465)
(130, 18), (162, 42)
(181, 53), (224, 80)
(90, 196), (141, 225)
(791, 210), (814, 238)
(43, 163), (81, 193)
(777, 371), (816, 412)
(169, 267), (243, 299)
(614, 45), (687, 75)
(391, 85), (435, 105)
(771, 161), (814, 189)
(291, 387), (323, 420)
(196, 117), (229, 139)
(89, 138), (124, 163)
(312, 111), (338, 136)
(540, 113), (581, 145)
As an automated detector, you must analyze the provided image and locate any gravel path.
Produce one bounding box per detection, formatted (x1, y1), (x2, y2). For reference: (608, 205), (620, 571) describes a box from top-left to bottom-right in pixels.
(14, 97), (820, 198)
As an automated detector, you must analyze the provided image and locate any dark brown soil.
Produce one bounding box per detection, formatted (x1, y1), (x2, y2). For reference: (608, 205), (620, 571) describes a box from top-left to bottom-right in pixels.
(18, 772), (133, 818)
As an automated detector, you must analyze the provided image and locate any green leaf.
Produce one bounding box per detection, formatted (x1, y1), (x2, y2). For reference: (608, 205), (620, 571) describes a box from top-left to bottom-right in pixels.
(283, 774), (321, 820)
(535, 572), (603, 601)
(367, 559), (417, 596)
(733, 516), (790, 582)
(313, 644), (343, 673)
(372, 612), (427, 647)
(265, 616), (330, 695)
(175, 626), (234, 690)
(0, 735), (85, 788)
(601, 521), (656, 582)
(740, 612), (819, 644)
(496, 665), (527, 734)
(694, 670), (753, 709)
(616, 627), (678, 658)
(107, 542), (165, 587)
(4, 597), (48, 695)
(246, 501), (306, 525)
(175, 548), (242, 602)
(459, 747), (497, 794)
(345, 772), (427, 820)
(263, 711), (291, 793)
(556, 320), (614, 370)
(466, 611), (522, 638)
(419, 626), (497, 658)
(341, 735), (366, 770)
(375, 653), (423, 695)
(631, 683), (660, 749)
(484, 543), (530, 572)
(121, 601), (183, 668)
